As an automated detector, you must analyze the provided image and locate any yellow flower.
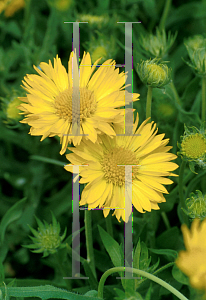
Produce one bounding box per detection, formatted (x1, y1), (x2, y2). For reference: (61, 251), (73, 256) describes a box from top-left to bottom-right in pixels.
(47, 0), (72, 11)
(65, 113), (178, 222)
(18, 51), (139, 155)
(181, 133), (206, 160)
(91, 46), (107, 64)
(0, 0), (25, 17)
(176, 219), (206, 293)
(77, 14), (106, 25)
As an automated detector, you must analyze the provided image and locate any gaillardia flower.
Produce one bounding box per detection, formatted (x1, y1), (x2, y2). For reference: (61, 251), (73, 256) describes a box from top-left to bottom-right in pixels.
(65, 113), (178, 222)
(0, 0), (25, 17)
(176, 219), (206, 294)
(18, 51), (139, 154)
(178, 124), (206, 172)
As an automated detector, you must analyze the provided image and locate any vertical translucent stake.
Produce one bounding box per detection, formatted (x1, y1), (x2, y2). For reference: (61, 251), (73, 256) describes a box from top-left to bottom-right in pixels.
(63, 21), (88, 138)
(116, 21), (141, 281)
(63, 165), (88, 280)
(116, 165), (140, 280)
(117, 21), (141, 137)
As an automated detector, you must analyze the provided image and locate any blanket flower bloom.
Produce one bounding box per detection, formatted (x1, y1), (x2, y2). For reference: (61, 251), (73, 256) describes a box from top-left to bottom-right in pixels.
(0, 0), (25, 17)
(18, 51), (139, 154)
(176, 219), (206, 294)
(65, 113), (178, 222)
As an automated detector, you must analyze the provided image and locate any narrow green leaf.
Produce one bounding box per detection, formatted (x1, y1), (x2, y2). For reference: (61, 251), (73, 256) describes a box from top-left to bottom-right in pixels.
(133, 239), (141, 270)
(82, 260), (98, 290)
(29, 155), (66, 167)
(0, 198), (27, 244)
(149, 248), (178, 260)
(0, 285), (101, 300)
(98, 225), (122, 268)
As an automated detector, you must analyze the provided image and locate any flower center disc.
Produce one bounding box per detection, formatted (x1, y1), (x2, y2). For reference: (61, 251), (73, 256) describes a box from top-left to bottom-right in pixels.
(182, 134), (206, 159)
(54, 87), (96, 122)
(101, 147), (139, 186)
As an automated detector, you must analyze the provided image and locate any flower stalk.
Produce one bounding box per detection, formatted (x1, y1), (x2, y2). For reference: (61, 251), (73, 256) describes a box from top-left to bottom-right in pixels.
(85, 209), (96, 279)
(105, 213), (113, 238)
(98, 267), (188, 300)
(178, 160), (188, 225)
(202, 76), (206, 122)
(146, 86), (153, 120)
(159, 0), (172, 31)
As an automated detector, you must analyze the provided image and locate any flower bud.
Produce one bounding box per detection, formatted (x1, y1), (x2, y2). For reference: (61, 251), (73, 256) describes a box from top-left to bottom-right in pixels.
(185, 35), (206, 51)
(1, 92), (22, 125)
(85, 32), (117, 64)
(182, 190), (206, 221)
(138, 28), (177, 58)
(0, 0), (25, 17)
(184, 37), (206, 77)
(177, 124), (206, 172)
(137, 58), (171, 88)
(24, 213), (67, 257)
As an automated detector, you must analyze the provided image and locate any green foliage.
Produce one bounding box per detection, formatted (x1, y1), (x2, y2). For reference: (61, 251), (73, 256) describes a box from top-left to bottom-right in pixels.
(1, 0), (206, 299)
(0, 285), (100, 300)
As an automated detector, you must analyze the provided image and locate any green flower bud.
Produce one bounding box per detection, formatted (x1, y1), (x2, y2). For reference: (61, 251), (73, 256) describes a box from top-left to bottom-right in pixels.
(85, 32), (117, 64)
(24, 213), (67, 257)
(77, 14), (109, 28)
(0, 90), (23, 125)
(137, 28), (177, 58)
(136, 58), (172, 88)
(177, 124), (206, 172)
(182, 190), (206, 221)
(185, 35), (206, 51)
(47, 0), (73, 11)
(184, 37), (206, 77)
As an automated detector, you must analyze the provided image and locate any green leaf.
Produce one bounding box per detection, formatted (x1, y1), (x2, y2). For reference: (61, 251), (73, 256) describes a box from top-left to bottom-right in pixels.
(97, 0), (109, 10)
(149, 248), (178, 260)
(172, 264), (190, 286)
(0, 198), (27, 244)
(84, 290), (98, 297)
(82, 260), (98, 290)
(29, 155), (66, 167)
(156, 227), (181, 255)
(181, 77), (201, 109)
(0, 285), (101, 300)
(139, 241), (151, 271)
(0, 261), (4, 283)
(133, 239), (141, 270)
(145, 284), (152, 300)
(98, 225), (122, 269)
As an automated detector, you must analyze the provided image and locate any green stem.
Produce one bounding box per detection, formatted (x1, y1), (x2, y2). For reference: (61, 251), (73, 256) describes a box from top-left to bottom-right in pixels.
(98, 267), (188, 300)
(159, 0), (172, 31)
(161, 212), (171, 229)
(105, 212), (113, 238)
(172, 117), (179, 154)
(186, 169), (206, 198)
(202, 76), (206, 122)
(146, 86), (153, 120)
(167, 170), (194, 200)
(24, 0), (31, 27)
(169, 81), (181, 106)
(178, 161), (188, 224)
(85, 209), (96, 279)
(54, 253), (71, 290)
